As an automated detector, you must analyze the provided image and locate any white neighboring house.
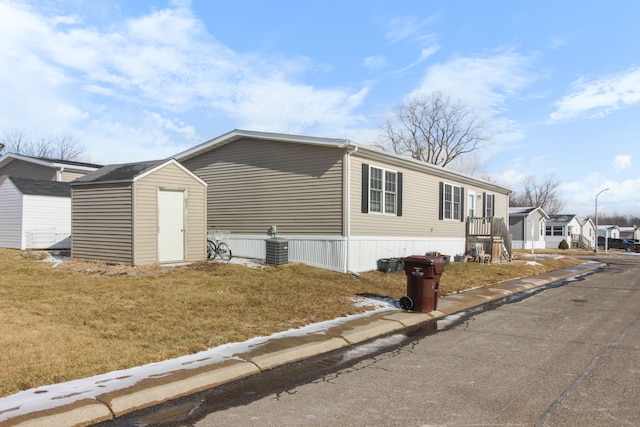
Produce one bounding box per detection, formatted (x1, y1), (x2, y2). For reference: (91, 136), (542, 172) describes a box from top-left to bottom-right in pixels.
(509, 207), (548, 250)
(596, 225), (620, 239)
(544, 214), (584, 249)
(0, 176), (71, 250)
(581, 217), (597, 249)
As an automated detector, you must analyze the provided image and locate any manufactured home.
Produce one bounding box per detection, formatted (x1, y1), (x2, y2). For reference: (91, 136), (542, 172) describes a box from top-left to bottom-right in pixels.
(174, 130), (512, 273)
(70, 159), (207, 266)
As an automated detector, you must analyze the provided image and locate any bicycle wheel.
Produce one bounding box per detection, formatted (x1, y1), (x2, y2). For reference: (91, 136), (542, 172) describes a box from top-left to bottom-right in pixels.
(216, 242), (232, 262)
(207, 239), (216, 260)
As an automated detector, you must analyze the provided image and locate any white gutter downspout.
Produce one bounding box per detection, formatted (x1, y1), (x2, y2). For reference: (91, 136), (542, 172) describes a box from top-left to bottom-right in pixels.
(343, 143), (358, 276)
(56, 166), (64, 182)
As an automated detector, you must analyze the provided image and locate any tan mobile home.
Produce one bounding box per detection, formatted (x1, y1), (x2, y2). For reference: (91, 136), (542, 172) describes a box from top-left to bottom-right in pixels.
(71, 159), (207, 265)
(174, 130), (512, 273)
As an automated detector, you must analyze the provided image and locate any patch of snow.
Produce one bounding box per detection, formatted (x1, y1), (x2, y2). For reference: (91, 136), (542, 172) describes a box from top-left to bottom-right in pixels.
(41, 254), (70, 268)
(526, 261), (542, 266)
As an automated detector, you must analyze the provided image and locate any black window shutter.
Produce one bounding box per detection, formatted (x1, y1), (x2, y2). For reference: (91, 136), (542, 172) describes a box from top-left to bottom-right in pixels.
(460, 186), (465, 222)
(482, 192), (487, 217)
(438, 182), (444, 220)
(397, 172), (403, 217)
(361, 164), (369, 213)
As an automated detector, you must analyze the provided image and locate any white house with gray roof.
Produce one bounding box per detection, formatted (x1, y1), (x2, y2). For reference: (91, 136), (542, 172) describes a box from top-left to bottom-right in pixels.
(0, 176), (72, 249)
(508, 207), (548, 250)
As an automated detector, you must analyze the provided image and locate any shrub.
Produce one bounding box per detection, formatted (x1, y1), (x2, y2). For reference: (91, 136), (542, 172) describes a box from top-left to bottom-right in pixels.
(558, 239), (569, 250)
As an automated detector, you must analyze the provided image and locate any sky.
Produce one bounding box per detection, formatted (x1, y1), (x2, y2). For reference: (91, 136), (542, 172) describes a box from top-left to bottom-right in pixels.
(1, 0), (639, 218)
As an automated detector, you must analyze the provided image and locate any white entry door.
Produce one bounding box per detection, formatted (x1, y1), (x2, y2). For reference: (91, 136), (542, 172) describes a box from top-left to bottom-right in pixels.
(158, 189), (185, 263)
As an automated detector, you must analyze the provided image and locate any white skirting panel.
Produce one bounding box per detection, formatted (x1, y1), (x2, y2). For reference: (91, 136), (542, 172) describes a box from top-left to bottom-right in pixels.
(25, 229), (71, 250)
(348, 236), (465, 273)
(220, 234), (465, 274)
(221, 234), (346, 273)
(512, 240), (547, 250)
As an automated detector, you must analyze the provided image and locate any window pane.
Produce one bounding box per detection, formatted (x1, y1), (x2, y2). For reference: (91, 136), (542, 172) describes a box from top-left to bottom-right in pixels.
(385, 171), (396, 192)
(385, 193), (396, 214)
(453, 187), (461, 220)
(369, 167), (383, 213)
(385, 171), (397, 214)
(370, 167), (382, 190)
(443, 184), (452, 219)
(370, 189), (382, 212)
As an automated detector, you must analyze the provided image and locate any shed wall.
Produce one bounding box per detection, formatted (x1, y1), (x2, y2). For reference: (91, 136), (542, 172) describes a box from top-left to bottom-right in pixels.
(133, 162), (207, 265)
(181, 138), (344, 235)
(72, 184), (134, 264)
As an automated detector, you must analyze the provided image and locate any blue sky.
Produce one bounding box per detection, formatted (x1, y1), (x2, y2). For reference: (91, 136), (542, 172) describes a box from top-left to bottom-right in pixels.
(2, 0), (639, 217)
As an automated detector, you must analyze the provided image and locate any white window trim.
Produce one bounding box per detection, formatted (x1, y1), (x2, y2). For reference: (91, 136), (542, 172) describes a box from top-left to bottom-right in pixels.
(368, 165), (398, 216)
(443, 182), (463, 221)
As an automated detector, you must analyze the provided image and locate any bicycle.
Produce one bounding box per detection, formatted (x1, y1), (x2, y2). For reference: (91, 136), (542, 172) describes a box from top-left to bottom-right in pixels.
(207, 230), (232, 262)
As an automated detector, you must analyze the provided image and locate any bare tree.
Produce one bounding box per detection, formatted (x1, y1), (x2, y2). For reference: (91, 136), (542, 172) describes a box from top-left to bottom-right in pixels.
(510, 174), (564, 215)
(379, 92), (489, 168)
(596, 213), (640, 227)
(0, 130), (86, 161)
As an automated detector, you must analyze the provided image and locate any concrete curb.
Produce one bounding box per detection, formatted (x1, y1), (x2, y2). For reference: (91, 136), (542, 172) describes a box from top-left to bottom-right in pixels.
(1, 261), (604, 427)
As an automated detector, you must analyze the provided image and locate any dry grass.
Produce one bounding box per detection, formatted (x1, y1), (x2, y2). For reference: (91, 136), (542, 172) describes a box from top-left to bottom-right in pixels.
(0, 248), (583, 397)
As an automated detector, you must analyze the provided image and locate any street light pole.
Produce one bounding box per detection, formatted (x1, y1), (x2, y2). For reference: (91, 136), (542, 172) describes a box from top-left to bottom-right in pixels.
(594, 188), (610, 253)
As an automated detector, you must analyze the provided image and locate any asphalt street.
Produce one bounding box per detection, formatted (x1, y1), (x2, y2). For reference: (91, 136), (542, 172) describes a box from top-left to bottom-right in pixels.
(188, 256), (640, 426)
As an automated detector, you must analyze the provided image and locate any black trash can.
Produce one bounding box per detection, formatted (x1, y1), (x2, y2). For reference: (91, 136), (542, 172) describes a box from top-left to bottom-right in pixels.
(399, 255), (445, 312)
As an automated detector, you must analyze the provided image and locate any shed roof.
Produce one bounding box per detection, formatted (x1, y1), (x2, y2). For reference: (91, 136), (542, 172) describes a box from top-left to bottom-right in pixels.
(73, 159), (166, 184)
(2, 175), (71, 197)
(72, 159), (207, 187)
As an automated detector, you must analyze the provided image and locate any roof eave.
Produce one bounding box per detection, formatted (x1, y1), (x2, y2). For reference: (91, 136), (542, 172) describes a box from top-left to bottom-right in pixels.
(172, 129), (351, 162)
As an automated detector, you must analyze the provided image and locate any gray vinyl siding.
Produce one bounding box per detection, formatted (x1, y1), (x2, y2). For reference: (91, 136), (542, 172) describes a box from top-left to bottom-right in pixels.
(0, 160), (56, 181)
(0, 180), (23, 248)
(133, 162), (207, 265)
(509, 216), (525, 240)
(181, 138), (344, 235)
(71, 184), (133, 264)
(351, 155), (509, 237)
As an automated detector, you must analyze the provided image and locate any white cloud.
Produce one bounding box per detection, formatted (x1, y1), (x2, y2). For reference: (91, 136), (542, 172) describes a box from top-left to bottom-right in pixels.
(406, 50), (536, 157)
(550, 67), (640, 122)
(411, 50), (535, 114)
(613, 154), (632, 172)
(0, 1), (370, 163)
(560, 173), (640, 217)
(385, 15), (438, 44)
(363, 55), (387, 70)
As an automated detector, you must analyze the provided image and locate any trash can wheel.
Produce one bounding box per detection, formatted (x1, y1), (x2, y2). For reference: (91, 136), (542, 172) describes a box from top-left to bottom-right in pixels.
(399, 296), (414, 311)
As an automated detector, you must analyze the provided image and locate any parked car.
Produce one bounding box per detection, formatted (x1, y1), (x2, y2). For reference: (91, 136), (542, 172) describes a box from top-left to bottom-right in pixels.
(598, 237), (636, 251)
